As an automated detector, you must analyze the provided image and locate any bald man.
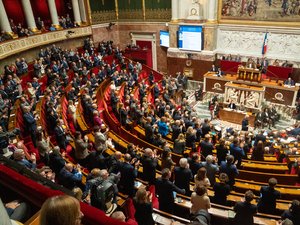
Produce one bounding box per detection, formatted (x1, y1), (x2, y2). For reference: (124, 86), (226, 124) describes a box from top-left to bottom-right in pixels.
(58, 163), (82, 189)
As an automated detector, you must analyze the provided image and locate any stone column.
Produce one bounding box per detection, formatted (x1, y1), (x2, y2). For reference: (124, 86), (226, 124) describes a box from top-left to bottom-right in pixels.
(47, 0), (60, 28)
(207, 0), (217, 21)
(72, 0), (82, 25)
(168, 23), (179, 48)
(0, 0), (12, 33)
(171, 0), (178, 21)
(78, 0), (87, 23)
(21, 0), (38, 31)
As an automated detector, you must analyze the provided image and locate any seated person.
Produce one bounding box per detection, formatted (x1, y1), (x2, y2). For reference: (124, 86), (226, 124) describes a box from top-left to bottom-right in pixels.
(255, 110), (264, 129)
(273, 59), (280, 66)
(246, 58), (256, 69)
(217, 68), (224, 77)
(228, 100), (236, 110)
(284, 77), (295, 86)
(210, 64), (218, 72)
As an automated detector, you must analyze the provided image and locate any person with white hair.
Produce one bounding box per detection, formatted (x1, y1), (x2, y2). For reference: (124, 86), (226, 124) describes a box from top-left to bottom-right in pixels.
(200, 155), (219, 186)
(174, 158), (193, 196)
(13, 149), (36, 170)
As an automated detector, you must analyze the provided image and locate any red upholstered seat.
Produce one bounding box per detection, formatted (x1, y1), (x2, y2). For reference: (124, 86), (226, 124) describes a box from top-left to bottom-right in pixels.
(148, 185), (159, 209)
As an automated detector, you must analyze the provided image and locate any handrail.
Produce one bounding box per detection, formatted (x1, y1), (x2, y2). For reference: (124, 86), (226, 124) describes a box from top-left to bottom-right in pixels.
(0, 26), (92, 60)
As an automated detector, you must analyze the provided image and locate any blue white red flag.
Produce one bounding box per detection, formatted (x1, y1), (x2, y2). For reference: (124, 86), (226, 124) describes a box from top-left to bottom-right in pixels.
(262, 32), (268, 55)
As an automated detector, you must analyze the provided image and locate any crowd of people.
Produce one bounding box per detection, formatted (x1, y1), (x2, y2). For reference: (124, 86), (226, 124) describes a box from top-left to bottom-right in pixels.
(0, 38), (300, 225)
(0, 14), (77, 43)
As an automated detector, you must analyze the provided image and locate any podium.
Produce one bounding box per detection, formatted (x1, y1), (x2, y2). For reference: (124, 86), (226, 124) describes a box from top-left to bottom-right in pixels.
(224, 83), (265, 110)
(237, 66), (262, 82)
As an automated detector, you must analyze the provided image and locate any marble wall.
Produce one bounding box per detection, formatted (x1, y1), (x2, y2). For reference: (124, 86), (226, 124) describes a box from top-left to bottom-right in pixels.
(216, 25), (300, 65)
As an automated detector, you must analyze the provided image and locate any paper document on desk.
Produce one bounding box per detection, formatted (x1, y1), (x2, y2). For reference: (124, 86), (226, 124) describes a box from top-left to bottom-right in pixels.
(228, 210), (236, 218)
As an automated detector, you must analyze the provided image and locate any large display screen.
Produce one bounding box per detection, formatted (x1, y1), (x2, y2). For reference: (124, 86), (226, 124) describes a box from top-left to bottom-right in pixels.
(160, 30), (170, 48)
(178, 25), (203, 51)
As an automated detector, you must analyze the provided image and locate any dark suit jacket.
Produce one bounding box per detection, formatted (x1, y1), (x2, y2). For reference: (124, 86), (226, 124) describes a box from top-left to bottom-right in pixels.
(58, 168), (82, 189)
(171, 125), (181, 141)
(258, 186), (281, 214)
(254, 134), (266, 146)
(242, 119), (249, 131)
(133, 201), (154, 225)
(174, 167), (193, 195)
(188, 159), (202, 176)
(23, 112), (37, 132)
(144, 123), (154, 142)
(200, 140), (214, 158)
(219, 161), (239, 187)
(49, 152), (65, 174)
(156, 177), (185, 213)
(228, 103), (236, 110)
(141, 155), (158, 184)
(118, 162), (137, 196)
(119, 108), (128, 126)
(234, 201), (257, 225)
(201, 123), (211, 137)
(54, 125), (67, 149)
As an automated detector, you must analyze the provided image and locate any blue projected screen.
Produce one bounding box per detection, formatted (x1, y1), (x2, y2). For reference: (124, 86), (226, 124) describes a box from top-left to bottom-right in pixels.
(160, 30), (170, 47)
(178, 25), (202, 51)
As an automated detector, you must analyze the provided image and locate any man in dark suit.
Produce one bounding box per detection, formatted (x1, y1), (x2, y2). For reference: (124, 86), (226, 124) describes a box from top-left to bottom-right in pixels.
(141, 148), (158, 185)
(233, 190), (257, 225)
(144, 117), (155, 144)
(241, 115), (249, 131)
(229, 138), (245, 168)
(217, 68), (224, 77)
(228, 100), (236, 110)
(118, 154), (138, 197)
(257, 178), (281, 214)
(200, 134), (214, 159)
(23, 106), (38, 146)
(188, 153), (202, 176)
(119, 103), (128, 126)
(58, 163), (82, 190)
(54, 119), (68, 150)
(210, 64), (218, 72)
(153, 83), (160, 99)
(156, 168), (185, 214)
(262, 108), (271, 128)
(174, 158), (193, 196)
(201, 119), (211, 138)
(255, 110), (264, 129)
(171, 120), (182, 141)
(254, 130), (266, 146)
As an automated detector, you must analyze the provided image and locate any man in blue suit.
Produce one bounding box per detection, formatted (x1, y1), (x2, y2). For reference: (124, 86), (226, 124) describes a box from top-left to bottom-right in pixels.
(284, 77), (295, 86)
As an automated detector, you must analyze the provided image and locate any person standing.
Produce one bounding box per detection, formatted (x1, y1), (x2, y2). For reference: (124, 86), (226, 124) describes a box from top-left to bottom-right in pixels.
(190, 186), (211, 216)
(257, 178), (281, 214)
(133, 187), (155, 225)
(242, 115), (249, 131)
(174, 158), (193, 196)
(281, 200), (300, 225)
(156, 168), (185, 214)
(118, 154), (139, 197)
(219, 155), (239, 189)
(233, 190), (257, 225)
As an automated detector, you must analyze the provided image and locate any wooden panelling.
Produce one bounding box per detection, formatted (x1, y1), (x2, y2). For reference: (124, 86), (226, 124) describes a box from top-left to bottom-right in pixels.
(167, 57), (214, 80)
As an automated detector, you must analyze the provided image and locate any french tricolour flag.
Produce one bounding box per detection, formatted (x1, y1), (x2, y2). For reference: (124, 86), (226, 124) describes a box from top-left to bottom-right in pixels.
(262, 32), (268, 55)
